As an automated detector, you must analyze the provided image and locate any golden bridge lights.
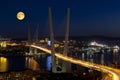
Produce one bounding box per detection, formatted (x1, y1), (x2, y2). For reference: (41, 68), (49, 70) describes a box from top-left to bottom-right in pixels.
(30, 45), (120, 80)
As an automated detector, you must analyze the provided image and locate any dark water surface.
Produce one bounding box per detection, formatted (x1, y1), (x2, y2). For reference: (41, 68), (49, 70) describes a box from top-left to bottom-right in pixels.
(0, 56), (40, 72)
(0, 50), (120, 73)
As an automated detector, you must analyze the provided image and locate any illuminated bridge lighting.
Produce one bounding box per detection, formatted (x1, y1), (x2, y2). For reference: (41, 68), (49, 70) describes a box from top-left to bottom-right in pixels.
(30, 45), (120, 80)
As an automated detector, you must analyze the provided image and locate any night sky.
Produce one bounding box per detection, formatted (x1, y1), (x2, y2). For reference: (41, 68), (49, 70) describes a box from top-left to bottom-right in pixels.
(1, 0), (120, 38)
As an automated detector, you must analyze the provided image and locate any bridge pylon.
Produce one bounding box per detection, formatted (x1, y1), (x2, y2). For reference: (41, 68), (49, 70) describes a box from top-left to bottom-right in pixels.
(48, 7), (71, 73)
(27, 25), (33, 55)
(27, 24), (39, 55)
(33, 24), (39, 55)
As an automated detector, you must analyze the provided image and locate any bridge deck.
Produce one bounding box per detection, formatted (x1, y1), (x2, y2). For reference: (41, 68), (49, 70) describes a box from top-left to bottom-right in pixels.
(31, 45), (120, 80)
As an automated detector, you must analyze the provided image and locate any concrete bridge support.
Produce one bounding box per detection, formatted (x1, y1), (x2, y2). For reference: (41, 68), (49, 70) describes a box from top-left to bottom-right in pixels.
(28, 24), (39, 55)
(28, 47), (36, 55)
(29, 46), (33, 55)
(34, 48), (37, 55)
(48, 7), (71, 73)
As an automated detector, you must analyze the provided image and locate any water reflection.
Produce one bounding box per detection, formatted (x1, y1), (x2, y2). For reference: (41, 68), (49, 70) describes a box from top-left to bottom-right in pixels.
(26, 57), (40, 71)
(0, 57), (8, 72)
(80, 50), (120, 69)
(8, 57), (25, 71)
(46, 56), (51, 71)
(0, 56), (40, 72)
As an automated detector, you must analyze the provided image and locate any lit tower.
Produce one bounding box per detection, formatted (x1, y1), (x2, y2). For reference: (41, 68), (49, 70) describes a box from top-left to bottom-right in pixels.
(62, 8), (71, 72)
(28, 25), (31, 45)
(48, 7), (56, 72)
(48, 7), (70, 73)
(63, 8), (70, 56)
(34, 24), (39, 44)
(28, 25), (32, 55)
(34, 24), (39, 54)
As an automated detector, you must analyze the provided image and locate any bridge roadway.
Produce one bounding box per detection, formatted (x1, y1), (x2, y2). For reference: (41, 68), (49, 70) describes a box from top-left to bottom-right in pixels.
(30, 45), (120, 80)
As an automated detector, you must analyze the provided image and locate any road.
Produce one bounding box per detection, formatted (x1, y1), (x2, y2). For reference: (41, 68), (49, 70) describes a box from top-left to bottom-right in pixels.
(31, 45), (120, 80)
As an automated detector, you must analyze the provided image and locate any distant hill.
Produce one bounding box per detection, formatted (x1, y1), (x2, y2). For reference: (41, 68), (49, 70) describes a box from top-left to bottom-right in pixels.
(11, 35), (120, 42)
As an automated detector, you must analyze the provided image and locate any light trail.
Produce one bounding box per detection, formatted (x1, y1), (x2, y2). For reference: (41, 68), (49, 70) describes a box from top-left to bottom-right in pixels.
(31, 45), (120, 80)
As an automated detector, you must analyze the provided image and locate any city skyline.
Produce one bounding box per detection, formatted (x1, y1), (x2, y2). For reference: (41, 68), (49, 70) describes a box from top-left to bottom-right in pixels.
(1, 0), (120, 38)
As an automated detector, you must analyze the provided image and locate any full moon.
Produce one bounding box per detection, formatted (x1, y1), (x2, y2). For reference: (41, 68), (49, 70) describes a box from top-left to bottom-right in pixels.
(17, 12), (25, 20)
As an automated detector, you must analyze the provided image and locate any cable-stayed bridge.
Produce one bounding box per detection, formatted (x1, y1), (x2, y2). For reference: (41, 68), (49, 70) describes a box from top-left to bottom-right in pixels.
(25, 7), (120, 80)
